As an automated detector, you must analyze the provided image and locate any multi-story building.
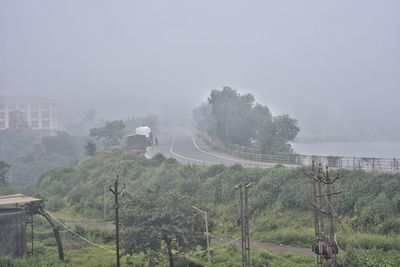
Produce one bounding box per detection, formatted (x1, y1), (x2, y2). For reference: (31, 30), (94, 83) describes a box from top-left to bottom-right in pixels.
(0, 97), (58, 134)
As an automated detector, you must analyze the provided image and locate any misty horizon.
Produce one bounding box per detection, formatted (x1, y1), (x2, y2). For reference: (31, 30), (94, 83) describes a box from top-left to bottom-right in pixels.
(1, 1), (399, 140)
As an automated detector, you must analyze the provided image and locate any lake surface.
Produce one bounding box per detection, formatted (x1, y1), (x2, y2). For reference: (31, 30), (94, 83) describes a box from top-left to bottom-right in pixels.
(291, 141), (400, 159)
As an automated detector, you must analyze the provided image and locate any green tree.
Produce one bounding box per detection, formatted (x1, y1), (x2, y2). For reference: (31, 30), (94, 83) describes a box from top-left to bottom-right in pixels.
(207, 87), (258, 146)
(41, 131), (78, 158)
(84, 140), (97, 156)
(89, 120), (125, 146)
(122, 192), (205, 267)
(193, 87), (299, 154)
(256, 115), (299, 154)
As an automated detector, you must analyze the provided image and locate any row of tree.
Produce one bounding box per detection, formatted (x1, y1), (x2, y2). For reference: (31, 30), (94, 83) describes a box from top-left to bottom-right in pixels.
(193, 87), (300, 154)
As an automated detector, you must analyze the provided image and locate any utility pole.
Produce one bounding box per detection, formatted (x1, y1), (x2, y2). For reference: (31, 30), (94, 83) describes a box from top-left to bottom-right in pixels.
(109, 176), (125, 267)
(104, 185), (107, 221)
(31, 214), (34, 255)
(235, 182), (253, 267)
(191, 206), (211, 266)
(307, 161), (341, 267)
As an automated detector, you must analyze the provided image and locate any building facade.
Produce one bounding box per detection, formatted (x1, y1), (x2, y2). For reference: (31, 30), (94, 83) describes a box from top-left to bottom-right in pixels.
(0, 97), (58, 133)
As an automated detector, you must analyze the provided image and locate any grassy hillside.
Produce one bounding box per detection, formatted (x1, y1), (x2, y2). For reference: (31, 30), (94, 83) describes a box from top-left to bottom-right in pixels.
(3, 149), (400, 266)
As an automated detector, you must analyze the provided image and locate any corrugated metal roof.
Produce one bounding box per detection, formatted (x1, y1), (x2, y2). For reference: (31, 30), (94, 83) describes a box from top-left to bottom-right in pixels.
(0, 194), (42, 206)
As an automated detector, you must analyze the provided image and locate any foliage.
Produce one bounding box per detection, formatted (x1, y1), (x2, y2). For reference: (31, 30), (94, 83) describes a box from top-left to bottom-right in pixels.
(41, 132), (79, 157)
(90, 120), (125, 147)
(122, 191), (205, 267)
(84, 140), (97, 156)
(193, 87), (299, 154)
(0, 128), (83, 184)
(28, 150), (400, 266)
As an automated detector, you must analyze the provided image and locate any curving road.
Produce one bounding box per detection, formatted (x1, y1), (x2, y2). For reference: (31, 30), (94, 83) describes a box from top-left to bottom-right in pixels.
(147, 127), (278, 168)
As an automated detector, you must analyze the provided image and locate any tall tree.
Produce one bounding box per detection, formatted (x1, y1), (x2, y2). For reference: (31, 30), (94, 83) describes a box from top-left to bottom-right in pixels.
(207, 87), (257, 145)
(256, 115), (299, 154)
(193, 87), (300, 154)
(84, 140), (97, 156)
(122, 192), (205, 267)
(89, 120), (125, 147)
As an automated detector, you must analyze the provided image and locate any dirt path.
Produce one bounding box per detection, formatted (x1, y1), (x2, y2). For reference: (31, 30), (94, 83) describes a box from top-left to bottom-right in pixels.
(54, 215), (313, 257)
(212, 236), (314, 256)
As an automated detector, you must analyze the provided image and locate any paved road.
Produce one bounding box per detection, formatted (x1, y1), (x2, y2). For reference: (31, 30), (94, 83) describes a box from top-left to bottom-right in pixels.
(147, 127), (278, 168)
(146, 127), (315, 258)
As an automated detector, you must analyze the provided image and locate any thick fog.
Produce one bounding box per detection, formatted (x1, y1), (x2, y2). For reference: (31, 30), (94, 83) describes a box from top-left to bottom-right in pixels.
(0, 0), (399, 140)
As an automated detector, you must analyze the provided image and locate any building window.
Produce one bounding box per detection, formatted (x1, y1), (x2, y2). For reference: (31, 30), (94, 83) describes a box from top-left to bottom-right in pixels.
(42, 111), (50, 119)
(42, 120), (50, 128)
(41, 103), (50, 109)
(0, 121), (4, 128)
(31, 111), (38, 119)
(19, 103), (27, 109)
(30, 103), (38, 109)
(31, 121), (39, 128)
(0, 112), (4, 119)
(8, 104), (16, 110)
(0, 103), (4, 110)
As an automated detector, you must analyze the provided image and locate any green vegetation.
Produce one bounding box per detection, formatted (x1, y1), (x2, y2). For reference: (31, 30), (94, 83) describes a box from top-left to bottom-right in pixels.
(90, 120), (126, 147)
(0, 111), (160, 185)
(0, 128), (83, 185)
(2, 148), (400, 265)
(123, 192), (205, 266)
(193, 87), (299, 154)
(27, 150), (400, 265)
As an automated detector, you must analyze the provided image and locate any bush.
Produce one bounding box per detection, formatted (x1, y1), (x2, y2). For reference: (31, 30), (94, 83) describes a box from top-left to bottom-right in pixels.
(379, 217), (400, 234)
(46, 197), (66, 212)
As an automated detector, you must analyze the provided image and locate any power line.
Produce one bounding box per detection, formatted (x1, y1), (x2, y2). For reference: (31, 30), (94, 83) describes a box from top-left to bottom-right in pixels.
(46, 211), (115, 253)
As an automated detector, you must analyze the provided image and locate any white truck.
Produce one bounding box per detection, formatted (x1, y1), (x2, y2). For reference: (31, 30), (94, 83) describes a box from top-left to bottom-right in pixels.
(135, 126), (153, 145)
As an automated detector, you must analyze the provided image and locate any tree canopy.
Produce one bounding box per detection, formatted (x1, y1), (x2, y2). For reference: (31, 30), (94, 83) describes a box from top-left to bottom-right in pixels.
(89, 120), (125, 147)
(122, 191), (205, 267)
(193, 87), (299, 154)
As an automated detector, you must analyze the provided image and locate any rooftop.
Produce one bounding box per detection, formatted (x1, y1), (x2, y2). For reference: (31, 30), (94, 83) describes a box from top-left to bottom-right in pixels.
(0, 194), (42, 206)
(0, 96), (55, 103)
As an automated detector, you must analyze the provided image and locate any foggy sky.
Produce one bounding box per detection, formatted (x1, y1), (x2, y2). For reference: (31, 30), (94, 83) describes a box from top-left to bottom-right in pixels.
(1, 1), (399, 139)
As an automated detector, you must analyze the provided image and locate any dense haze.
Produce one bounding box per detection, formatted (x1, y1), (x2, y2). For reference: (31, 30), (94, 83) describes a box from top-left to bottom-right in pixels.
(1, 0), (399, 140)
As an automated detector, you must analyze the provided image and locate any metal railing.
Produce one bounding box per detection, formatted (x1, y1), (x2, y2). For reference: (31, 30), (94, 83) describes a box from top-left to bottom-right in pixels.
(199, 136), (400, 172)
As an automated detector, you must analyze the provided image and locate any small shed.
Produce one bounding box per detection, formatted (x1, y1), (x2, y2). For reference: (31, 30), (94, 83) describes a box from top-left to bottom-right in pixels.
(0, 194), (41, 258)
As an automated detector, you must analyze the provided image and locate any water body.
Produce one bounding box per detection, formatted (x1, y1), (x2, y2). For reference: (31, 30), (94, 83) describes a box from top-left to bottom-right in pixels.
(291, 141), (400, 159)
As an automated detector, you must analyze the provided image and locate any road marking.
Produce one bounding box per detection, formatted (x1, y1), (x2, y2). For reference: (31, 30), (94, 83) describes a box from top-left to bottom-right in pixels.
(170, 136), (215, 164)
(192, 137), (244, 162)
(192, 137), (272, 167)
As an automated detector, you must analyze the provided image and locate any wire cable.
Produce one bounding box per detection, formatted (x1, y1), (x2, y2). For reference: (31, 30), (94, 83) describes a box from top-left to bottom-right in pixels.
(45, 210), (116, 253)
